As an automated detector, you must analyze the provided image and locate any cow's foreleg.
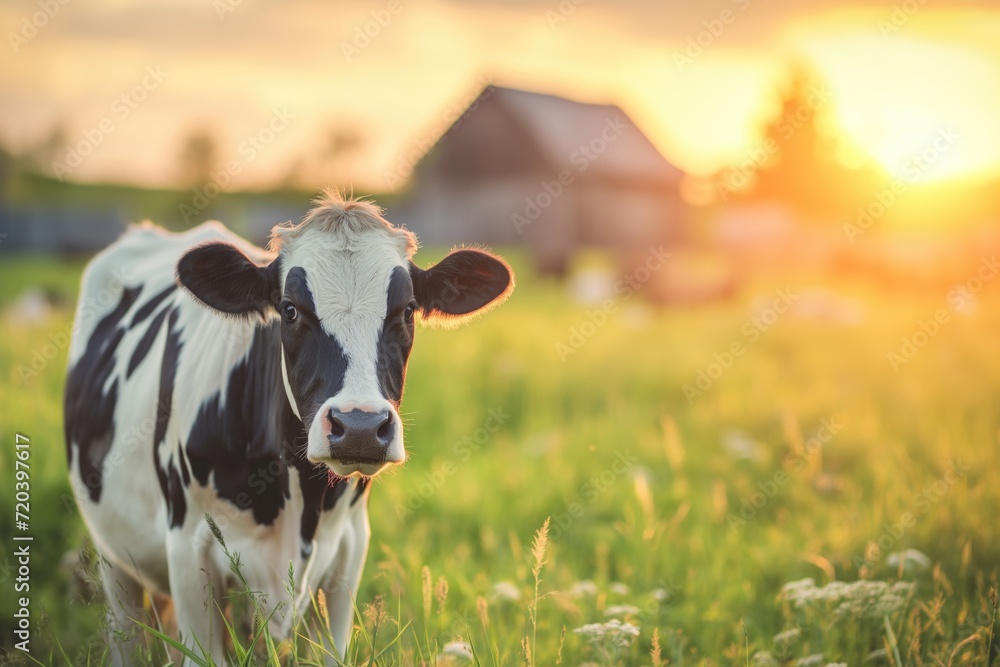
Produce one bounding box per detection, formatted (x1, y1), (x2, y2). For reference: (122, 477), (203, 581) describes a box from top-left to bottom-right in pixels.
(167, 535), (226, 666)
(102, 557), (146, 667)
(321, 508), (371, 663)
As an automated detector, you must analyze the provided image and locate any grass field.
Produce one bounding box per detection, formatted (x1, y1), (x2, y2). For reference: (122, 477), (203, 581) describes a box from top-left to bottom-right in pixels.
(1, 251), (999, 666)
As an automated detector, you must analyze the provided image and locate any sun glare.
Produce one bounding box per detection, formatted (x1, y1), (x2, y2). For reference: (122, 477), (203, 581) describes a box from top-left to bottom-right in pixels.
(797, 28), (1000, 185)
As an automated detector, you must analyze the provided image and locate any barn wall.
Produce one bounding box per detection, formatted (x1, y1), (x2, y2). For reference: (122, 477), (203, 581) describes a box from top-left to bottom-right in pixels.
(578, 185), (681, 250)
(401, 173), (684, 267)
(404, 174), (550, 246)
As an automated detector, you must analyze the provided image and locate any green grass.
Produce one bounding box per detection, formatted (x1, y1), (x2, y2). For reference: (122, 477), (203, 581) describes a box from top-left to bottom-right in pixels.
(1, 252), (999, 665)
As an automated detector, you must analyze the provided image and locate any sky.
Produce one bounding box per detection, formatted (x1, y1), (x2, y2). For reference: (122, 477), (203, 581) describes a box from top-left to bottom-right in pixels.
(2, 0), (1000, 191)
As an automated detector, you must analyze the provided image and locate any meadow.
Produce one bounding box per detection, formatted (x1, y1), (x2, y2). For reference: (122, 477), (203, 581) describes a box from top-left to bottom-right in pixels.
(0, 251), (998, 666)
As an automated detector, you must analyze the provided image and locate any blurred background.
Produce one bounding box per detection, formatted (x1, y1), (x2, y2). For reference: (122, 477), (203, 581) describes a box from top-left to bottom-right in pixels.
(3, 0), (1000, 287)
(3, 0), (1000, 664)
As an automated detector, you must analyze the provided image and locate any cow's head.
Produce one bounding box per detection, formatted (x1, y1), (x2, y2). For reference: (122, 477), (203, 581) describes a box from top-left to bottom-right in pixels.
(177, 193), (513, 478)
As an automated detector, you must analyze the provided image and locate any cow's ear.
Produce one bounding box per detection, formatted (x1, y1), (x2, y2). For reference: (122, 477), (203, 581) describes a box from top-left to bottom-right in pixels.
(409, 249), (514, 328)
(177, 242), (280, 318)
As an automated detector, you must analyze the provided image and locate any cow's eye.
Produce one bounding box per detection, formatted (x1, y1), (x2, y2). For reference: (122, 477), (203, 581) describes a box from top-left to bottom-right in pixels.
(404, 302), (416, 324)
(282, 302), (298, 323)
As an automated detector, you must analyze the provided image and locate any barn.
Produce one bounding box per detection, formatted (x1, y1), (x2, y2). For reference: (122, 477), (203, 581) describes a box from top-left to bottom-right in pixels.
(395, 84), (687, 274)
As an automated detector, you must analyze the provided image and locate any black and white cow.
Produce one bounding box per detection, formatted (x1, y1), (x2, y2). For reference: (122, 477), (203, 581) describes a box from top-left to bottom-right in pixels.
(64, 193), (513, 664)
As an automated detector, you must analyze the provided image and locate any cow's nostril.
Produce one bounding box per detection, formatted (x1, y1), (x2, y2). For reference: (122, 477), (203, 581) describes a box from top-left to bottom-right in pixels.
(376, 416), (392, 442)
(327, 409), (346, 439)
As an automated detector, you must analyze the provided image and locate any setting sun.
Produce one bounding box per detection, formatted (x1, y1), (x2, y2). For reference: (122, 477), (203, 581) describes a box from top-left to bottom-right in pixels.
(797, 29), (1000, 184)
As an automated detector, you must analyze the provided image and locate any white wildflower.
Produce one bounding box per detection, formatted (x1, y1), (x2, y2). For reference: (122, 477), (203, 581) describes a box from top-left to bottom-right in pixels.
(437, 640), (474, 664)
(886, 549), (931, 572)
(573, 622), (606, 642)
(780, 578), (816, 597)
(569, 580), (599, 598)
(609, 582), (631, 596)
(773, 627), (802, 646)
(750, 652), (779, 667)
(780, 578), (914, 619)
(773, 626), (802, 659)
(604, 604), (641, 617)
(489, 581), (521, 602)
(796, 655), (824, 667)
(722, 429), (764, 460)
(573, 619), (640, 648)
(651, 587), (672, 602)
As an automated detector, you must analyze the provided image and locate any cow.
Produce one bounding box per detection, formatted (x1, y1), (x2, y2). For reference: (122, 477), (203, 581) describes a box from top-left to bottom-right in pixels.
(64, 193), (514, 665)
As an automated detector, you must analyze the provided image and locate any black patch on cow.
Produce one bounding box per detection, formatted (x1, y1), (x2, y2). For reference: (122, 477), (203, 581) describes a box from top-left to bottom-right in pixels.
(297, 470), (351, 552)
(325, 477), (350, 510)
(154, 307), (183, 450)
(130, 284), (177, 328)
(376, 266), (415, 403)
(351, 477), (370, 506)
(153, 307), (184, 520)
(165, 454), (187, 528)
(178, 449), (190, 486)
(127, 305), (170, 379)
(185, 324), (292, 526)
(280, 267), (349, 427)
(64, 285), (143, 502)
(181, 313), (357, 539)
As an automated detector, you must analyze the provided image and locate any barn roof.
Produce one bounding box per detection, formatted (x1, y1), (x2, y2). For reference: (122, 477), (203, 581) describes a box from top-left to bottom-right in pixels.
(428, 84), (684, 187)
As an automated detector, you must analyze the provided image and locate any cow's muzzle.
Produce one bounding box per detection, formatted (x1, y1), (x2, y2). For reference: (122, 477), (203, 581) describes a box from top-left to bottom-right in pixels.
(325, 408), (397, 472)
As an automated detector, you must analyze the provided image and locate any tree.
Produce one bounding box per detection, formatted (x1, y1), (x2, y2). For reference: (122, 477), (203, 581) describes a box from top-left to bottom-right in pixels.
(177, 128), (218, 191)
(284, 125), (363, 189)
(723, 65), (881, 220)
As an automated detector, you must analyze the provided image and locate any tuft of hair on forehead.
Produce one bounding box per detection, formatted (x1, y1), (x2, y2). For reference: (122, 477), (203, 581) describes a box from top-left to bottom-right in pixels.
(268, 189), (418, 258)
